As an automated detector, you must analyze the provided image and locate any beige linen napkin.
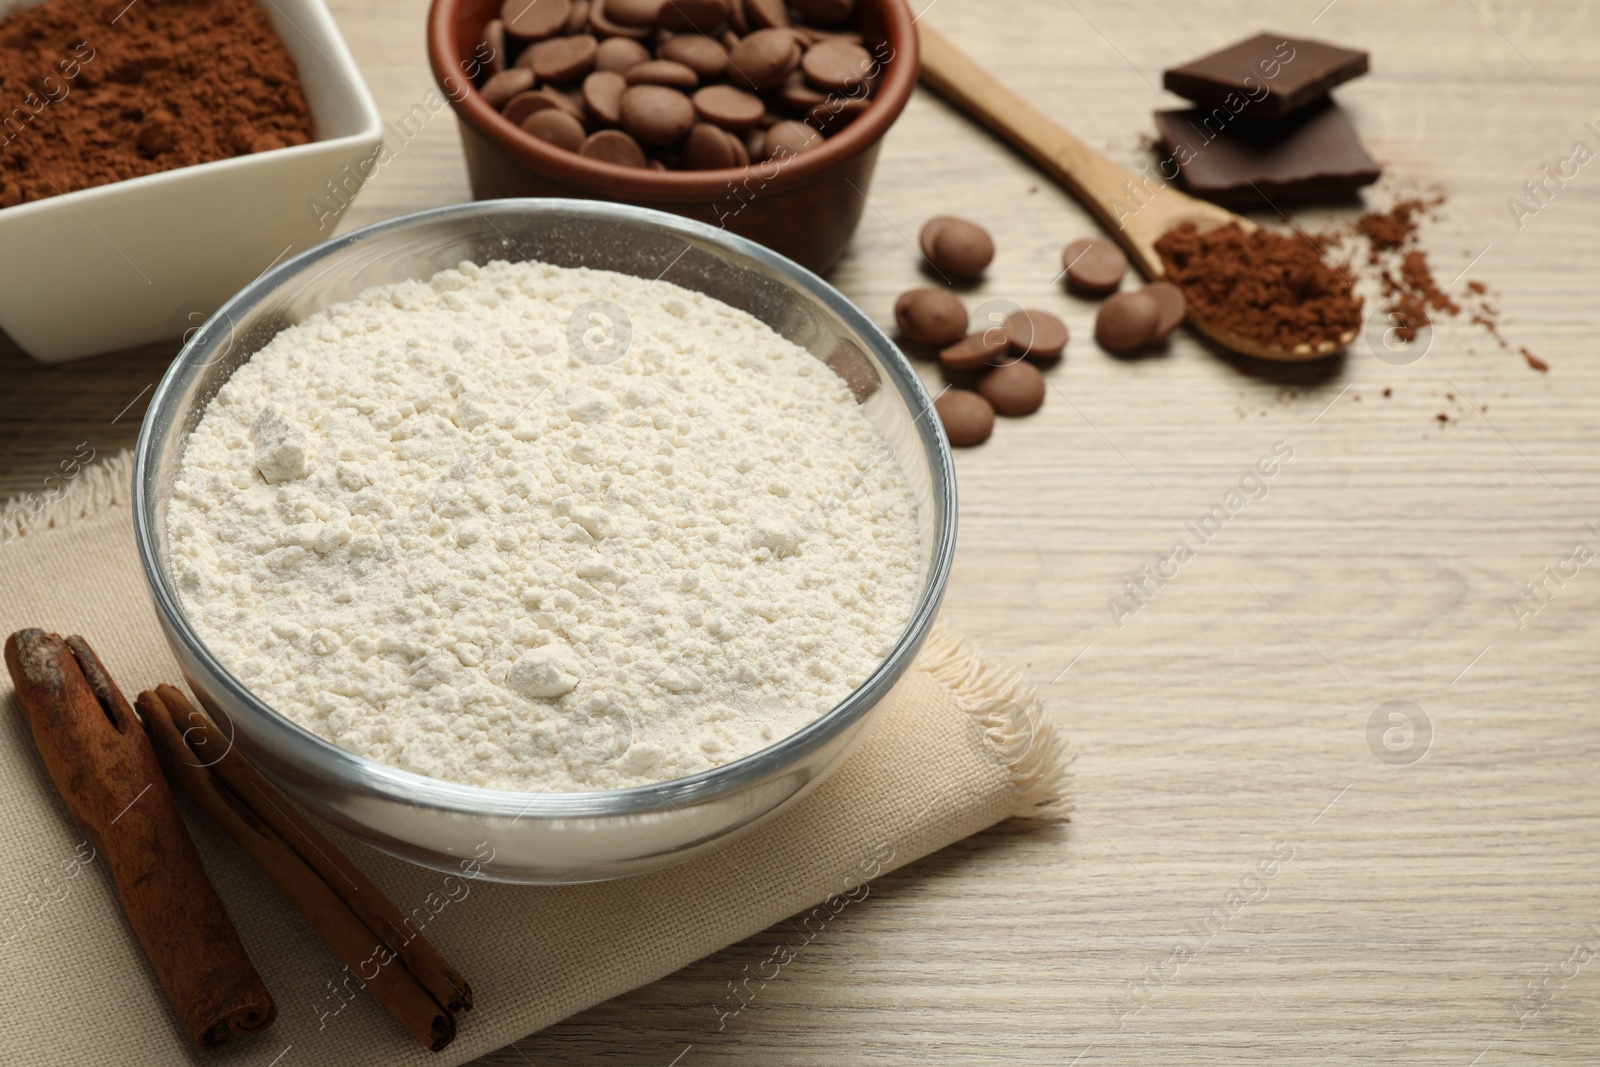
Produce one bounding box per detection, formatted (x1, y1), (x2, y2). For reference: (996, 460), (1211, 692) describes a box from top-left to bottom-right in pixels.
(0, 453), (1068, 1067)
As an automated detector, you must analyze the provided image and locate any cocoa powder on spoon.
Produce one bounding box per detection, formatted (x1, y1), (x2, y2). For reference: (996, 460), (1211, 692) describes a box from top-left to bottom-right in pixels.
(1154, 221), (1364, 354)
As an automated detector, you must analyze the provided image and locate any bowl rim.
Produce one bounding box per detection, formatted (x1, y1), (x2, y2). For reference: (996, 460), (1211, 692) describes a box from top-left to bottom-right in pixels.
(132, 197), (957, 820)
(0, 0), (384, 225)
(425, 0), (920, 193)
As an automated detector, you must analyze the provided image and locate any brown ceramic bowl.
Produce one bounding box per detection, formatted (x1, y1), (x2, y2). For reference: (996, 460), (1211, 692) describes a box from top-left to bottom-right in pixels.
(427, 0), (918, 274)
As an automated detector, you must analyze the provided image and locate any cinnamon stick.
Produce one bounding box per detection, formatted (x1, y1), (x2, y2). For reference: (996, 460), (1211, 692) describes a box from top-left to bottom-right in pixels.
(137, 684), (469, 1052)
(166, 684), (473, 1014)
(4, 630), (276, 1048)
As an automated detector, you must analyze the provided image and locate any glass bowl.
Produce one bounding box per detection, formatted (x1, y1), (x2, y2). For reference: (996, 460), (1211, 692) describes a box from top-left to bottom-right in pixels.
(132, 199), (956, 884)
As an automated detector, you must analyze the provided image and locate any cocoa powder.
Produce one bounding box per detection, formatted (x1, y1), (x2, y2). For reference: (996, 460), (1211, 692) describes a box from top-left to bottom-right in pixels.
(1355, 196), (1435, 260)
(1378, 247), (1459, 342)
(1359, 197), (1441, 340)
(1154, 221), (1364, 352)
(0, 0), (314, 208)
(1353, 197), (1537, 366)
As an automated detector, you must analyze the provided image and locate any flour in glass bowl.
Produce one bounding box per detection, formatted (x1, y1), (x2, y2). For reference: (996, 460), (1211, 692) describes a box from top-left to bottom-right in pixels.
(165, 259), (921, 792)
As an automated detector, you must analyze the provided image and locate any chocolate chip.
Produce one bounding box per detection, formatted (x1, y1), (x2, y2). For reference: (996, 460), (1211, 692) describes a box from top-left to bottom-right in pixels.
(743, 127), (765, 158)
(565, 0), (591, 32)
(939, 330), (1008, 372)
(593, 36), (652, 72)
(526, 33), (599, 81)
(1095, 290), (1160, 352)
(658, 0), (728, 32)
(779, 68), (827, 110)
(760, 118), (820, 160)
(977, 360), (1045, 416)
(523, 107), (588, 150)
(582, 70), (628, 123)
(549, 87), (588, 119)
(791, 0), (854, 27)
(727, 0), (748, 33)
(920, 217), (994, 278)
(1145, 281), (1186, 339)
(658, 33), (729, 78)
(619, 84), (696, 145)
(502, 0), (573, 40)
(580, 128), (649, 166)
(481, 67), (535, 108)
(801, 38), (873, 93)
(894, 289), (967, 347)
(806, 28), (863, 45)
(605, 0), (661, 27)
(1003, 309), (1068, 361)
(511, 85), (584, 120)
(807, 95), (868, 135)
(728, 28), (801, 91)
(626, 58), (699, 88)
(481, 19), (509, 75)
(503, 89), (561, 126)
(935, 389), (995, 447)
(589, 0), (653, 38)
(692, 83), (764, 128)
(1061, 237), (1126, 295)
(683, 121), (741, 168)
(743, 0), (789, 29)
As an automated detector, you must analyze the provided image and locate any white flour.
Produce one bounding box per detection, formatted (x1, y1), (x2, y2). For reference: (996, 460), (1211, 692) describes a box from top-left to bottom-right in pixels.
(166, 259), (920, 792)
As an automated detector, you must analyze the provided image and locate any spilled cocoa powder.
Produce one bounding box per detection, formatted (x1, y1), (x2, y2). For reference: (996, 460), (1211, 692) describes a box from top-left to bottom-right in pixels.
(1352, 197), (1541, 368)
(1154, 221), (1363, 354)
(1380, 248), (1458, 342)
(1358, 197), (1453, 341)
(1273, 195), (1544, 372)
(1356, 196), (1432, 259)
(0, 0), (315, 208)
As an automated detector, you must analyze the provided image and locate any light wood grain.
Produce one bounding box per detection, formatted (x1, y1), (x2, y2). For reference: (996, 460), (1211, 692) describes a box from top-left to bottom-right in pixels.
(7, 0), (1600, 1063)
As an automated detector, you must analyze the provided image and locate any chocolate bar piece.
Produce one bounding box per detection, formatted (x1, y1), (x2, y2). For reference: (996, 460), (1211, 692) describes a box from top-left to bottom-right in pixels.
(1163, 33), (1368, 120)
(1153, 100), (1381, 205)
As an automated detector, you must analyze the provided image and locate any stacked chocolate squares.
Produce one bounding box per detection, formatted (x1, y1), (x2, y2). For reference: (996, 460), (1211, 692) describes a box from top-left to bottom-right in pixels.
(1153, 33), (1379, 205)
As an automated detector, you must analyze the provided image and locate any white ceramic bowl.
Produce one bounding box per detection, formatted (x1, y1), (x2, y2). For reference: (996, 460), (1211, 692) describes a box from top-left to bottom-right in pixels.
(0, 0), (384, 363)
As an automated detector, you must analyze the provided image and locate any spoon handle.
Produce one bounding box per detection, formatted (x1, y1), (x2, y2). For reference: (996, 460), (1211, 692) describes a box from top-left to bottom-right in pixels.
(915, 22), (1238, 279)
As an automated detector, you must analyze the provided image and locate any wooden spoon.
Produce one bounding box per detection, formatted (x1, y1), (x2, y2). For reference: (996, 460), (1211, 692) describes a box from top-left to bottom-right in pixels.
(916, 23), (1354, 362)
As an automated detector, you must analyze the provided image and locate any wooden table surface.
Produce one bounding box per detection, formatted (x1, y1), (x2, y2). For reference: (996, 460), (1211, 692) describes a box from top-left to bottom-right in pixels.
(6, 0), (1599, 1062)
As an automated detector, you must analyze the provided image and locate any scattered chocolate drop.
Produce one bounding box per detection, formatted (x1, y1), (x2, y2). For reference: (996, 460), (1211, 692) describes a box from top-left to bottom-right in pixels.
(935, 389), (995, 447)
(920, 216), (995, 278)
